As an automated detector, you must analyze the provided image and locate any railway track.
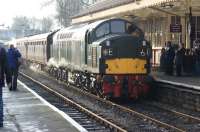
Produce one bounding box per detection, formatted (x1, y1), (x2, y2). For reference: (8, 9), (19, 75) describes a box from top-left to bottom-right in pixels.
(19, 68), (199, 132)
(122, 101), (200, 132)
(19, 72), (126, 132)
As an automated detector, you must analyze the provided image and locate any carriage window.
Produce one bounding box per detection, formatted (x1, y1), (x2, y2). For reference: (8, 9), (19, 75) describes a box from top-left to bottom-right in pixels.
(111, 21), (125, 33)
(95, 23), (109, 38)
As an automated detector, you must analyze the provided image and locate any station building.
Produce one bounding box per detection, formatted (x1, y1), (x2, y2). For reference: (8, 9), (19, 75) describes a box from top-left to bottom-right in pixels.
(72, 0), (200, 67)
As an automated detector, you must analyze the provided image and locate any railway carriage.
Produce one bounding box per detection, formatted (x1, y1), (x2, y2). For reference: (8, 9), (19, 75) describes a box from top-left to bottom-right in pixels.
(16, 18), (152, 99)
(16, 31), (57, 65)
(16, 37), (27, 59)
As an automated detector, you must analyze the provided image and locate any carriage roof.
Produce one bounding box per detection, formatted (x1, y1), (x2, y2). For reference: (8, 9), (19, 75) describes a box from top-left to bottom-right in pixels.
(26, 32), (51, 41)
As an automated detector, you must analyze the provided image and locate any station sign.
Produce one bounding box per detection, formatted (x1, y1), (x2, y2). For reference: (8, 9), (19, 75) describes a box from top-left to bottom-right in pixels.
(170, 24), (182, 33)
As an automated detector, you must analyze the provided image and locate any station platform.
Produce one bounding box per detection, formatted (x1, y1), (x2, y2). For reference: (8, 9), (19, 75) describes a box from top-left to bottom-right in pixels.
(0, 81), (87, 132)
(152, 71), (200, 90)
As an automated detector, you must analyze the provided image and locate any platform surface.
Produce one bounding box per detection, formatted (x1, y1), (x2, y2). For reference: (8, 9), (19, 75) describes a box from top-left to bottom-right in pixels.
(152, 71), (200, 90)
(0, 81), (87, 132)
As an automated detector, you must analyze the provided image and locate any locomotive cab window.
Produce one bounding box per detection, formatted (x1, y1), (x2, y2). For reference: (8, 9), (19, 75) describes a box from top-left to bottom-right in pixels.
(111, 20), (125, 33)
(127, 23), (143, 38)
(95, 22), (109, 38)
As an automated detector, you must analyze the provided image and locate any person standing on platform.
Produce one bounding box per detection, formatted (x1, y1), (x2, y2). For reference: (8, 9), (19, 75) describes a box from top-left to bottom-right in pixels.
(7, 44), (21, 91)
(175, 44), (185, 76)
(165, 41), (175, 75)
(0, 45), (6, 127)
(190, 49), (196, 75)
(183, 49), (193, 75)
(159, 48), (166, 72)
(194, 46), (200, 76)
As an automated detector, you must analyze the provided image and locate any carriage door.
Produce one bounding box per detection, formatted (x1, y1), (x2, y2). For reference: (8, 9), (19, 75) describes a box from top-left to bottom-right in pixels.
(85, 30), (89, 65)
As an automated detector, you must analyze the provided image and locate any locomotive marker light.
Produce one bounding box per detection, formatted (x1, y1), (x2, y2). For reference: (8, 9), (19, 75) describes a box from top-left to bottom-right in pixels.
(142, 40), (146, 46)
(103, 48), (113, 56)
(103, 49), (108, 56)
(140, 49), (145, 56)
(108, 48), (113, 56)
(106, 40), (110, 46)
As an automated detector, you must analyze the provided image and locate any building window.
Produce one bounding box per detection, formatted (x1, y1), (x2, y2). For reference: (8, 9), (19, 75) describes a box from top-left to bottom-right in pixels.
(191, 16), (200, 44)
(171, 16), (181, 25)
(170, 16), (181, 45)
(142, 18), (165, 48)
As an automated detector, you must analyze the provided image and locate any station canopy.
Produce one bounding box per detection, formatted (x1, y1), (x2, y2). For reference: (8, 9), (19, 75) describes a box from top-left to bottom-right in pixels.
(72, 0), (200, 24)
(152, 0), (200, 16)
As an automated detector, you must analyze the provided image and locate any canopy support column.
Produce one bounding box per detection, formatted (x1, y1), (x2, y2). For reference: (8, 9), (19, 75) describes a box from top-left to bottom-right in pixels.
(185, 0), (192, 49)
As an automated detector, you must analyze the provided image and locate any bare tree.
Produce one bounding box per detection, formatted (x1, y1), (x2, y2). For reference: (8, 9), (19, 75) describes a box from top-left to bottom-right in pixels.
(55, 0), (84, 27)
(29, 17), (43, 35)
(41, 17), (53, 33)
(11, 16), (31, 38)
(29, 17), (40, 30)
(42, 0), (94, 27)
(11, 16), (54, 38)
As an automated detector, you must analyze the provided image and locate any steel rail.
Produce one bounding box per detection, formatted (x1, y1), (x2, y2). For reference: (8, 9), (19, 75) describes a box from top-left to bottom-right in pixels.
(46, 72), (186, 132)
(107, 104), (186, 132)
(148, 100), (200, 123)
(169, 109), (200, 122)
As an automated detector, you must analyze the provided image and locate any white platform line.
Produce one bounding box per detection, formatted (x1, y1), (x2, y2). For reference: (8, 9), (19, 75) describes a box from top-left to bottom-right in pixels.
(18, 80), (88, 132)
(156, 79), (200, 90)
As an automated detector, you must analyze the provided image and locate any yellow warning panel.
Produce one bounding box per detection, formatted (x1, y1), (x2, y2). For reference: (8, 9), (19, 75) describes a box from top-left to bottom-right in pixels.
(105, 58), (147, 74)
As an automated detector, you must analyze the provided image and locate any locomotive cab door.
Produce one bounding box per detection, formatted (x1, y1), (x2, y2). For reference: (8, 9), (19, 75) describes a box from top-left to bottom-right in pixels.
(85, 30), (93, 66)
(85, 30), (89, 65)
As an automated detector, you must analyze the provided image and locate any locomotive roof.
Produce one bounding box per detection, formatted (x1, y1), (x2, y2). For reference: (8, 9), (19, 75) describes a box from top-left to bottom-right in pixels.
(64, 18), (128, 31)
(55, 18), (131, 40)
(58, 19), (105, 33)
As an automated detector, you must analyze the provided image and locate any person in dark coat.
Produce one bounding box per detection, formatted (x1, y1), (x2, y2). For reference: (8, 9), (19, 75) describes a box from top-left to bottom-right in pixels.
(165, 41), (175, 75)
(190, 49), (196, 75)
(175, 44), (185, 76)
(0, 45), (6, 127)
(183, 49), (194, 75)
(194, 46), (200, 76)
(7, 44), (21, 91)
(159, 48), (166, 72)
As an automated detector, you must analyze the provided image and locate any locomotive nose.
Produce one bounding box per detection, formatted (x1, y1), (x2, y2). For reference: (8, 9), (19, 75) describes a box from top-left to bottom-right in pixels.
(100, 36), (148, 74)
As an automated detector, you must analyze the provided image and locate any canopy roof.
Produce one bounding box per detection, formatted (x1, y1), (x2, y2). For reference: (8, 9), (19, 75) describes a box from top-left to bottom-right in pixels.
(152, 0), (200, 16)
(72, 0), (177, 24)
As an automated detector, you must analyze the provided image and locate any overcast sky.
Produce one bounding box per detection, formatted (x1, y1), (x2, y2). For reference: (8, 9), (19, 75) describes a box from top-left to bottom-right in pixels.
(0, 0), (55, 26)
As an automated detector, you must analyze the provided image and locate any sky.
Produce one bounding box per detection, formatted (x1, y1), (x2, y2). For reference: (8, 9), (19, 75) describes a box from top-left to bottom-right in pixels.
(0, 0), (56, 27)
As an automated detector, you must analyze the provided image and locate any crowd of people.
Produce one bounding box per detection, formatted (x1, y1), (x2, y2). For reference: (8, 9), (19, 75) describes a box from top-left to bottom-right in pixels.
(0, 44), (21, 127)
(160, 41), (200, 76)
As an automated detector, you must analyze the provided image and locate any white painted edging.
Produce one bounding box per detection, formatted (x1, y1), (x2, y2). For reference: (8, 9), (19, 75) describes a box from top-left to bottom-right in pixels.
(156, 79), (200, 91)
(18, 80), (88, 132)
